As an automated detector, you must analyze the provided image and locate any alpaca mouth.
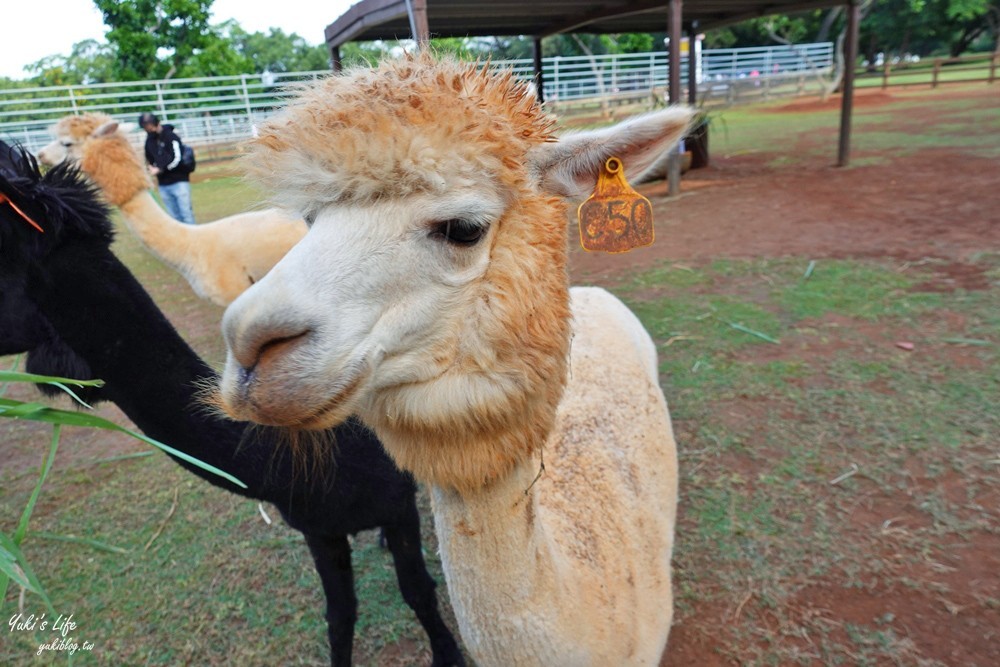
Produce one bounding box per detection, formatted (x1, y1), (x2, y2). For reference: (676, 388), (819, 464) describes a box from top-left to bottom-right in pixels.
(293, 370), (367, 430)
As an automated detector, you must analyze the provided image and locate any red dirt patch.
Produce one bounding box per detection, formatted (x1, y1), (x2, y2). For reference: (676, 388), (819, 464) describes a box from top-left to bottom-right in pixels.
(771, 89), (898, 114)
(910, 261), (991, 292)
(571, 148), (1000, 282)
(786, 510), (1000, 667)
(373, 638), (433, 666)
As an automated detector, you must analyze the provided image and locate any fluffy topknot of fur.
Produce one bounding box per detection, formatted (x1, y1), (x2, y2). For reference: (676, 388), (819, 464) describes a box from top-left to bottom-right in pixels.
(242, 53), (556, 213)
(52, 112), (114, 139)
(0, 141), (113, 262)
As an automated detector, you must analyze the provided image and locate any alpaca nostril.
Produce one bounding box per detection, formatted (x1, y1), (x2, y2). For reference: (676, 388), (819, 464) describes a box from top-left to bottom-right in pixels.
(252, 330), (311, 372)
(238, 365), (256, 387)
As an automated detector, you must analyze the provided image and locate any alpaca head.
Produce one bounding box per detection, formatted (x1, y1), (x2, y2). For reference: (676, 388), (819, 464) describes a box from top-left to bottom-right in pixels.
(38, 113), (115, 166)
(217, 55), (693, 491)
(0, 143), (111, 400)
(38, 113), (149, 207)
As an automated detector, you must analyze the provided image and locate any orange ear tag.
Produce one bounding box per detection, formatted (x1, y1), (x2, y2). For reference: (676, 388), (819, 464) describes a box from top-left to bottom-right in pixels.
(577, 157), (652, 253)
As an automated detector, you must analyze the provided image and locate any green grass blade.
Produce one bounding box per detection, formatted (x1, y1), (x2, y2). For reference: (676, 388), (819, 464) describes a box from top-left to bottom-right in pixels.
(85, 451), (156, 466)
(0, 545), (35, 592)
(15, 425), (61, 544)
(0, 398), (247, 489)
(728, 321), (782, 344)
(0, 402), (50, 419)
(942, 337), (992, 346)
(0, 425), (60, 604)
(0, 354), (23, 398)
(0, 370), (104, 408)
(0, 370), (105, 387)
(32, 532), (129, 555)
(0, 532), (57, 616)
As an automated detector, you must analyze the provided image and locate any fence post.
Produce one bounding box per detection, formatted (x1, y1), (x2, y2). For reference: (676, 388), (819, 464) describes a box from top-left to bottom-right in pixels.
(155, 82), (167, 119)
(68, 88), (79, 115)
(989, 51), (998, 84)
(553, 56), (561, 102)
(611, 54), (618, 99)
(882, 60), (891, 89)
(932, 58), (942, 87)
(241, 74), (253, 124)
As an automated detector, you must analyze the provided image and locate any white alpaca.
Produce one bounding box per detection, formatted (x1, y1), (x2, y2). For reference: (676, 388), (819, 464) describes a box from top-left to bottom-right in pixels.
(216, 56), (691, 666)
(37, 113), (307, 306)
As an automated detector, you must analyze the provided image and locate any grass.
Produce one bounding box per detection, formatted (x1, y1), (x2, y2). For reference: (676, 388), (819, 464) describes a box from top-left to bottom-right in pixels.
(3, 82), (998, 665)
(708, 82), (1000, 166)
(855, 60), (996, 88)
(620, 253), (998, 665)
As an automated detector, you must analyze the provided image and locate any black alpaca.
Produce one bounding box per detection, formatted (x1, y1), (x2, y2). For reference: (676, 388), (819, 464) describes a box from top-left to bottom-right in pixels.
(0, 142), (464, 667)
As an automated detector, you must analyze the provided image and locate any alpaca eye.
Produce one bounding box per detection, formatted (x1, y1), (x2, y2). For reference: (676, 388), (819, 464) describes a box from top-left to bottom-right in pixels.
(431, 219), (485, 246)
(61, 141), (73, 148)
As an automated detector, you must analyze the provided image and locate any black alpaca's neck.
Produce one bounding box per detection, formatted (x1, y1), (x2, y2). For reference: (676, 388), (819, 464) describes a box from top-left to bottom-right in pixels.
(32, 240), (268, 497)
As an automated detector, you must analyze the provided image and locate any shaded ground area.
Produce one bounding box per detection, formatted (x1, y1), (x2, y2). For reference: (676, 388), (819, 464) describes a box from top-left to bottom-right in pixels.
(2, 83), (997, 666)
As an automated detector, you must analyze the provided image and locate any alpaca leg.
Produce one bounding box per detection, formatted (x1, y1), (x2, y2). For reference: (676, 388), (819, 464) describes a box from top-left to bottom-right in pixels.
(383, 501), (466, 667)
(304, 533), (357, 667)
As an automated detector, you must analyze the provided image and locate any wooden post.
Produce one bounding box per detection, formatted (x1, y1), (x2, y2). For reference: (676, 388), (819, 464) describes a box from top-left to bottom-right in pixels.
(882, 60), (890, 89)
(932, 58), (942, 87)
(686, 23), (698, 106)
(330, 45), (342, 73)
(686, 23), (709, 170)
(988, 50), (997, 83)
(837, 0), (860, 168)
(667, 0), (683, 196)
(533, 37), (545, 104)
(406, 0), (430, 47)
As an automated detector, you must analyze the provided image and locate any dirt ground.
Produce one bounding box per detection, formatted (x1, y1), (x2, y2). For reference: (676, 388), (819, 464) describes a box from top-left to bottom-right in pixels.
(581, 86), (997, 667)
(2, 84), (997, 666)
(572, 89), (1000, 281)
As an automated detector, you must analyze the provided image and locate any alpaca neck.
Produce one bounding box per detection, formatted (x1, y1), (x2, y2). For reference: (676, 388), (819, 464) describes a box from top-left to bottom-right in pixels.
(117, 191), (197, 275)
(37, 240), (260, 498)
(431, 459), (581, 665)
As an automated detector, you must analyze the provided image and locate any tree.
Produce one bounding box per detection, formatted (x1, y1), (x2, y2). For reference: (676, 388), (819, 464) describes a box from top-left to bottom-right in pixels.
(92, 0), (220, 79)
(228, 24), (331, 73)
(25, 39), (118, 85)
(857, 0), (997, 59)
(542, 33), (655, 57)
(180, 28), (254, 77)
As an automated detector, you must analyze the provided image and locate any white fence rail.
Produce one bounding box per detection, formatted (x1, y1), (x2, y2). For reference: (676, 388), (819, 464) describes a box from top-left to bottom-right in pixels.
(0, 43), (833, 153)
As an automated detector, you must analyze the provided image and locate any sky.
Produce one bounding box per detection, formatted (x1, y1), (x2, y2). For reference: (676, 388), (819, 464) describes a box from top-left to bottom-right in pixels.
(1, 0), (357, 79)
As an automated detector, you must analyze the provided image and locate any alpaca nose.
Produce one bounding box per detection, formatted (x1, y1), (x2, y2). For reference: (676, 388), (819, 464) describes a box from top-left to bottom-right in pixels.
(223, 303), (314, 378)
(37, 147), (60, 166)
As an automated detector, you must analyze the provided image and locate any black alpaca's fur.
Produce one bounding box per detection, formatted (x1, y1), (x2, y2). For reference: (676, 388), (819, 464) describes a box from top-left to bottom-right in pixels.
(0, 142), (464, 667)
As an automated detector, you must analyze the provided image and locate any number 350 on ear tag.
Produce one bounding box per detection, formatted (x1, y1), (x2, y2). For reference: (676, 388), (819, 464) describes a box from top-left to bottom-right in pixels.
(577, 157), (653, 253)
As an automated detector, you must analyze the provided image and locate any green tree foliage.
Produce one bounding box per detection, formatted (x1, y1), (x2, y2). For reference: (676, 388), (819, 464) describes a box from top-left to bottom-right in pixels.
(25, 39), (118, 85)
(4, 2), (995, 90)
(92, 0), (219, 79)
(543, 33), (656, 57)
(228, 23), (331, 73)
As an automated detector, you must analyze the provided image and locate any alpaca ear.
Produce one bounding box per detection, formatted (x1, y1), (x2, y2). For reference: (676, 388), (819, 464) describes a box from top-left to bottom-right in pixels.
(528, 107), (695, 199)
(93, 121), (120, 138)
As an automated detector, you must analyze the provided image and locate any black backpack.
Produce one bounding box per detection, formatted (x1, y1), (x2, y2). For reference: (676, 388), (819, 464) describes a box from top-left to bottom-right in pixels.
(181, 144), (196, 172)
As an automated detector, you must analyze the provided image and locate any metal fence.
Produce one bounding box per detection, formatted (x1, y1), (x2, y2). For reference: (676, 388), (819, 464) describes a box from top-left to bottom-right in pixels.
(0, 43), (833, 153)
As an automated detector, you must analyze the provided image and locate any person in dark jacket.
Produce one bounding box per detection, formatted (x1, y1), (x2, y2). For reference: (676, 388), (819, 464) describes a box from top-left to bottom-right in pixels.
(139, 112), (196, 224)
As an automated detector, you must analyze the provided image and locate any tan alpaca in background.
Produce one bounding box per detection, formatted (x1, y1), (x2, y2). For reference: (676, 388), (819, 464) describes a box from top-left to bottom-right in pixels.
(216, 56), (691, 666)
(38, 113), (306, 306)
